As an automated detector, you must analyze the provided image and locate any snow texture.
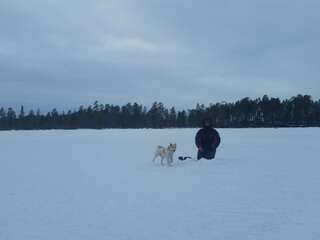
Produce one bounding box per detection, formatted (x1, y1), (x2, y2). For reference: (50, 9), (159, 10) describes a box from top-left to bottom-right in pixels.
(1, 128), (320, 240)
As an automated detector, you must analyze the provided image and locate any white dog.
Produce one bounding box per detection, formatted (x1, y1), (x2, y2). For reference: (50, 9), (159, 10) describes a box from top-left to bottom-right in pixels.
(152, 143), (177, 166)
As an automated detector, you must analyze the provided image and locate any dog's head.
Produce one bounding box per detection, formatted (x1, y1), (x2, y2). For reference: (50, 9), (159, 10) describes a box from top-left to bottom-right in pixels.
(168, 143), (177, 152)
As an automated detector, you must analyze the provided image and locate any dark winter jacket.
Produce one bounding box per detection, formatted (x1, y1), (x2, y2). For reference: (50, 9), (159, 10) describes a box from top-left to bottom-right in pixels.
(195, 127), (221, 151)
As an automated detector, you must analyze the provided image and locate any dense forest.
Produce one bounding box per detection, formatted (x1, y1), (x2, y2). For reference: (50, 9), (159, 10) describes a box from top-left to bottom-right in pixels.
(1, 94), (320, 130)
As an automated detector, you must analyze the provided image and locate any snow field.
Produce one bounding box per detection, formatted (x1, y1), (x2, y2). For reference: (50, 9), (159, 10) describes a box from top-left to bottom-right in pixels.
(1, 128), (320, 239)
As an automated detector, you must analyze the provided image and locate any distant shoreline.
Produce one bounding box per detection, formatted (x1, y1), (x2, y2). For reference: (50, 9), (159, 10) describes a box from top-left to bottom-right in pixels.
(1, 94), (319, 130)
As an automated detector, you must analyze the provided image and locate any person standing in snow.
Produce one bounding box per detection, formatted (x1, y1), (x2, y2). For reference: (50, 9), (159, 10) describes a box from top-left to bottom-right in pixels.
(195, 118), (221, 160)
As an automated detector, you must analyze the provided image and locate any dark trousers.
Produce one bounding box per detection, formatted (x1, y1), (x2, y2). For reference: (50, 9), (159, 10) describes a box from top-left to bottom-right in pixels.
(197, 148), (216, 160)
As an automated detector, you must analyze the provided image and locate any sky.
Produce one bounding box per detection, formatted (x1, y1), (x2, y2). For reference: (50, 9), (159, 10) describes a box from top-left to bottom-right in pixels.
(1, 0), (320, 112)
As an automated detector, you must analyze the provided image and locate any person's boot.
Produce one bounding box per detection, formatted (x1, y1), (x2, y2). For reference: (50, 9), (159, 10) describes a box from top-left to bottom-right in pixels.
(197, 151), (202, 160)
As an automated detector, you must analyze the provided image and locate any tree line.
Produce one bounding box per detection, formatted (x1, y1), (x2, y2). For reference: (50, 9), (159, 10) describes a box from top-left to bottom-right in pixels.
(1, 94), (320, 130)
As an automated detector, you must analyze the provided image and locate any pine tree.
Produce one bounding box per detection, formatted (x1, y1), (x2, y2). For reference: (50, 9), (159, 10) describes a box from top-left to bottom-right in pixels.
(19, 106), (25, 118)
(0, 107), (6, 119)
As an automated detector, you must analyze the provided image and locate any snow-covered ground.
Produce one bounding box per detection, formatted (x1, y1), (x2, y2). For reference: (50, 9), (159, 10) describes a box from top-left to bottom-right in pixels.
(1, 128), (320, 240)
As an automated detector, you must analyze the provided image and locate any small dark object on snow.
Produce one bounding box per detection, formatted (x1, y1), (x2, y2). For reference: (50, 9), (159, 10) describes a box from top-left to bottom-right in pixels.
(178, 156), (193, 161)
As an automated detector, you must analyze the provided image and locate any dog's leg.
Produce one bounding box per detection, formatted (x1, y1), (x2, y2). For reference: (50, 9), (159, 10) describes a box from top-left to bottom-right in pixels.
(152, 154), (157, 162)
(161, 157), (165, 166)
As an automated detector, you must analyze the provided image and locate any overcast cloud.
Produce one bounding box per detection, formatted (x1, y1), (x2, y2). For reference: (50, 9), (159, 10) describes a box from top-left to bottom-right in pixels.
(1, 0), (319, 111)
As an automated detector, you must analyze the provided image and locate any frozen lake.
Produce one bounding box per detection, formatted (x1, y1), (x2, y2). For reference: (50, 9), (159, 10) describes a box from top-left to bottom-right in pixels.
(1, 128), (319, 239)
